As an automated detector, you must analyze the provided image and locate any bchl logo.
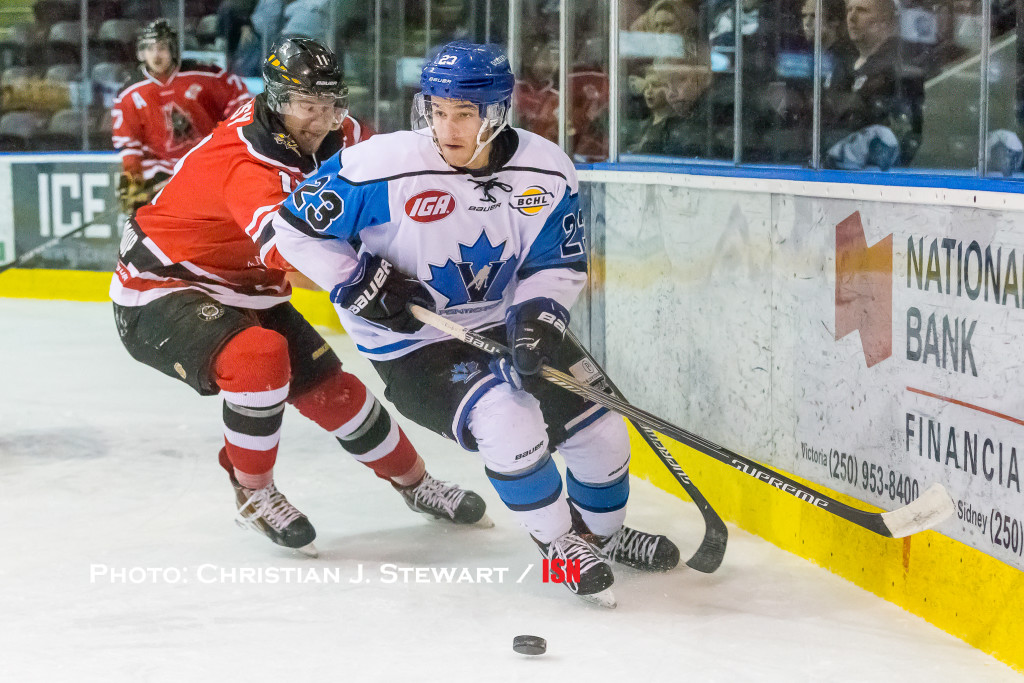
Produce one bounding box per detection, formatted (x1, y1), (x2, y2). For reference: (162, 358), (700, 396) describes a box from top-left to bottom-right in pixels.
(511, 186), (554, 216)
(541, 559), (580, 584)
(405, 190), (457, 222)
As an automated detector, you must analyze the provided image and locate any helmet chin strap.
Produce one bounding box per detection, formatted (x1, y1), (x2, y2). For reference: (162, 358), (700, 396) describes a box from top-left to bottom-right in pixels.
(431, 118), (508, 169)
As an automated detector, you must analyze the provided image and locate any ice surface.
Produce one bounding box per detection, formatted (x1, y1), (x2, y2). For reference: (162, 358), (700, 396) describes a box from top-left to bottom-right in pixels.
(0, 299), (1018, 682)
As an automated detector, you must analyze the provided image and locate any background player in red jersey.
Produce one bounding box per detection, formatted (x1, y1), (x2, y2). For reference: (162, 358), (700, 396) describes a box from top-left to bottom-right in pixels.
(110, 36), (489, 555)
(112, 19), (251, 214)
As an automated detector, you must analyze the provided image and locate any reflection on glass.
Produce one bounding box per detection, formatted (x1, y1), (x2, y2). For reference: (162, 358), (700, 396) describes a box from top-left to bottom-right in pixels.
(620, 0), (733, 161)
(0, 0), (1012, 177)
(982, 0), (1023, 176)
(902, 0), (980, 171)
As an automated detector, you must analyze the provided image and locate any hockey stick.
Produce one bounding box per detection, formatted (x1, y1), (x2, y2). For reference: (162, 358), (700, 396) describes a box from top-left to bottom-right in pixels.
(562, 328), (727, 573)
(409, 305), (956, 539)
(0, 207), (120, 275)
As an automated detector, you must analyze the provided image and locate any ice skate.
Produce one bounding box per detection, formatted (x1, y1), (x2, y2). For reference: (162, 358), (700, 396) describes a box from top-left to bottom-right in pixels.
(396, 472), (493, 527)
(534, 531), (616, 608)
(592, 526), (680, 572)
(231, 475), (318, 557)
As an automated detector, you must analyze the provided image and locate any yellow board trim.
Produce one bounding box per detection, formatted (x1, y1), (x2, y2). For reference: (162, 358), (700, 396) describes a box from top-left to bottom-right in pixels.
(0, 268), (343, 330)
(626, 424), (1024, 673)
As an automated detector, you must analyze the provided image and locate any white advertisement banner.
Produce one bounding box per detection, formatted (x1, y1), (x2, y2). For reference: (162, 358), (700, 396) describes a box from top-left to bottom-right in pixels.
(776, 197), (1024, 569)
(594, 179), (1024, 571)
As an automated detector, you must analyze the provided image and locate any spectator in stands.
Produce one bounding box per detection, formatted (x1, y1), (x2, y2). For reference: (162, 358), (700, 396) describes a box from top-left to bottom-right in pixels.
(250, 0), (290, 48)
(513, 39), (559, 143)
(217, 0), (263, 76)
(771, 0), (857, 160)
(218, 0), (258, 54)
(624, 58), (732, 158)
(112, 20), (250, 213)
(707, 0), (804, 161)
(822, 0), (925, 169)
(800, 0), (857, 91)
(622, 0), (702, 139)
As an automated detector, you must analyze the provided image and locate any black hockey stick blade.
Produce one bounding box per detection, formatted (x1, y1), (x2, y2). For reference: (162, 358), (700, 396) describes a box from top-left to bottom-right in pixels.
(629, 422), (727, 572)
(408, 306), (955, 539)
(563, 329), (727, 573)
(0, 208), (120, 275)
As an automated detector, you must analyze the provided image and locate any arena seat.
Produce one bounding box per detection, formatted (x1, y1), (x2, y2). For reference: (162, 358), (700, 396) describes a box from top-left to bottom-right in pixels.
(35, 107), (84, 150)
(93, 19), (141, 63)
(0, 110), (49, 151)
(44, 63), (80, 83)
(45, 21), (90, 66)
(0, 23), (40, 69)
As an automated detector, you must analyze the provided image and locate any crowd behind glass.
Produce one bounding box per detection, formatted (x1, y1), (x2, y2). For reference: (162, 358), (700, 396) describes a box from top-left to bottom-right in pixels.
(0, 0), (1020, 176)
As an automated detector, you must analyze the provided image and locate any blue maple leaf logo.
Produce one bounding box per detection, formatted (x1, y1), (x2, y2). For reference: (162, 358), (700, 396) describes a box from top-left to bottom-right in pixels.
(451, 361), (482, 383)
(426, 232), (518, 307)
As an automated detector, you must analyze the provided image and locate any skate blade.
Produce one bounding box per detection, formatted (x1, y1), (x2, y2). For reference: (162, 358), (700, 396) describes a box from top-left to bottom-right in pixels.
(295, 542), (319, 558)
(578, 587), (616, 609)
(415, 511), (495, 528)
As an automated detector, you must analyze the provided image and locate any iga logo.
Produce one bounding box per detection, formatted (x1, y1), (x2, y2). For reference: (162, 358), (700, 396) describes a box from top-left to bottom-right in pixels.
(511, 186), (555, 216)
(405, 190), (457, 222)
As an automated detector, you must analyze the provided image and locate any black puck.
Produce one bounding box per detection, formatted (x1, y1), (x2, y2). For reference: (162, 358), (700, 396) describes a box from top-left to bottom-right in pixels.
(512, 634), (547, 655)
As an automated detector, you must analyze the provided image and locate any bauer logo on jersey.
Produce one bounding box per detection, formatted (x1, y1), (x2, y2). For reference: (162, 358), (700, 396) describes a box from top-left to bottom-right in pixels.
(511, 186), (555, 216)
(405, 190), (457, 223)
(426, 232), (519, 307)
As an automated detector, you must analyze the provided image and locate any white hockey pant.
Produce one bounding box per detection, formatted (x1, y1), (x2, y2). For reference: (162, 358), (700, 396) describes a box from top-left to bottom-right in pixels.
(468, 383), (631, 543)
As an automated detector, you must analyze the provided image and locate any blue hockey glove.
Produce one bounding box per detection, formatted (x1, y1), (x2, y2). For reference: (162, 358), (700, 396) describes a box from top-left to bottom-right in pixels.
(488, 355), (523, 390)
(331, 253), (433, 333)
(505, 298), (569, 376)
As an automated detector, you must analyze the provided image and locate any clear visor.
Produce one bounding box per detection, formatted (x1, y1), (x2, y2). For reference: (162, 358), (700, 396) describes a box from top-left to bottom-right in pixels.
(278, 92), (348, 131)
(410, 92), (507, 135)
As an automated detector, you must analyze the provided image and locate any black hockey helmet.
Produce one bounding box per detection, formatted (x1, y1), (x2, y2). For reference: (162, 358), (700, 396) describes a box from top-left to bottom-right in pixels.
(136, 19), (179, 64)
(262, 36), (348, 113)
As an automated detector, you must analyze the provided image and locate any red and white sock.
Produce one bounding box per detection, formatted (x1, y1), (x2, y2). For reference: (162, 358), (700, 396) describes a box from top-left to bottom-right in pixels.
(291, 367), (424, 486)
(213, 327), (291, 489)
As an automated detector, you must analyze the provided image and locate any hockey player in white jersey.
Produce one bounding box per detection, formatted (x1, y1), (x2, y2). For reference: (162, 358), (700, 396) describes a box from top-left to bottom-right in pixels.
(263, 41), (679, 604)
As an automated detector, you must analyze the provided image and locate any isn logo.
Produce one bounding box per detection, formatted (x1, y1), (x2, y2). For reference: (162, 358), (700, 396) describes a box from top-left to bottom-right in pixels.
(406, 190), (456, 222)
(541, 558), (580, 584)
(511, 186), (554, 216)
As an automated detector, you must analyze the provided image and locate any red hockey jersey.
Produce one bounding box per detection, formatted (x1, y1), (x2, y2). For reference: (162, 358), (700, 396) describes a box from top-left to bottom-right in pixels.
(112, 60), (251, 180)
(110, 94), (373, 309)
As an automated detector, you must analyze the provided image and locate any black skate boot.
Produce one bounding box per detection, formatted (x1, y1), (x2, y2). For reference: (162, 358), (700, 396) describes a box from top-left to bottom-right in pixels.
(591, 526), (680, 571)
(231, 475), (318, 556)
(534, 531), (616, 608)
(567, 500), (679, 571)
(396, 472), (491, 526)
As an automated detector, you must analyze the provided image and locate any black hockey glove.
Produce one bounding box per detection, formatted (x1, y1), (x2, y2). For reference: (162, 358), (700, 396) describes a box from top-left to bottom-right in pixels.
(504, 297), (569, 376)
(330, 253), (433, 333)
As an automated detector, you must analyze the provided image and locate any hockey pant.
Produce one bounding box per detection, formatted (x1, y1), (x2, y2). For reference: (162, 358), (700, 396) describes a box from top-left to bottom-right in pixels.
(468, 383), (631, 543)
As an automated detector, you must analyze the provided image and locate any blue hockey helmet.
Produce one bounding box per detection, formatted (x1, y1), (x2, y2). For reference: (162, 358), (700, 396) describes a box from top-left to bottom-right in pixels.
(413, 41), (515, 166)
(420, 41), (515, 111)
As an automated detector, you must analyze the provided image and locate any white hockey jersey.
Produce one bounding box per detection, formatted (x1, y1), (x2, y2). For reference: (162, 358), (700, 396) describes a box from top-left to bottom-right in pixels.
(264, 128), (588, 360)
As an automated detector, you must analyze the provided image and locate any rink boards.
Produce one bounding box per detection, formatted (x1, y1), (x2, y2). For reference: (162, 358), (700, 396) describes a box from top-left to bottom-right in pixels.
(579, 168), (1024, 673)
(0, 154), (1021, 671)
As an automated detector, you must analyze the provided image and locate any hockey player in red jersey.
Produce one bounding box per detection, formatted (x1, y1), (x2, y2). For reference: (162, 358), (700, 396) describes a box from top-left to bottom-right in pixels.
(110, 36), (489, 555)
(112, 19), (251, 213)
